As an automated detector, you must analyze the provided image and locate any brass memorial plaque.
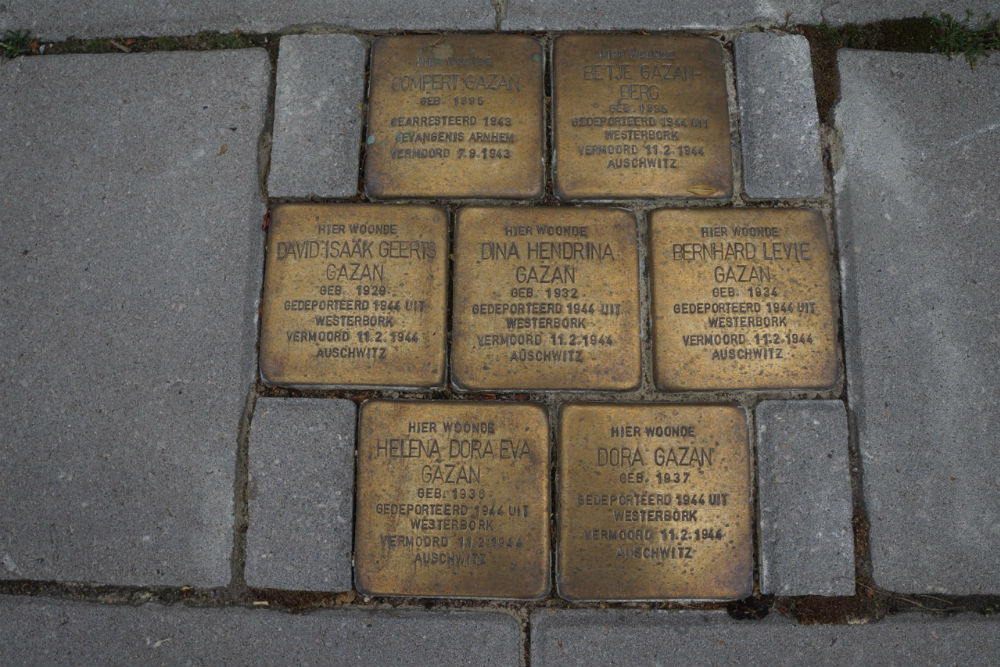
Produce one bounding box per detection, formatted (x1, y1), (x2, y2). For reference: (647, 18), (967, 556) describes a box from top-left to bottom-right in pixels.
(650, 209), (838, 390)
(355, 400), (550, 598)
(365, 35), (544, 199)
(452, 207), (640, 391)
(259, 204), (448, 387)
(553, 35), (732, 200)
(557, 404), (751, 600)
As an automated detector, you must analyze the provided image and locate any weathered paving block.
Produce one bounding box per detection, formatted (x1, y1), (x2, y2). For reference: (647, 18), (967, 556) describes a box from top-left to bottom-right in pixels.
(268, 34), (366, 199)
(822, 1), (997, 26)
(0, 51), (268, 586)
(452, 207), (640, 391)
(355, 401), (550, 598)
(0, 596), (521, 666)
(735, 33), (824, 199)
(246, 398), (356, 591)
(531, 609), (1000, 665)
(557, 404), (751, 600)
(0, 1), (496, 40)
(260, 204), (448, 388)
(835, 51), (1000, 594)
(650, 208), (838, 391)
(503, 0), (821, 30)
(553, 35), (732, 200)
(756, 400), (854, 596)
(365, 35), (544, 199)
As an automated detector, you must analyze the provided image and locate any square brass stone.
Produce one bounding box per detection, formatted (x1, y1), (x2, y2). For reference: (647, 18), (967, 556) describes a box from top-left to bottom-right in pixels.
(365, 35), (544, 199)
(452, 207), (640, 391)
(557, 403), (751, 600)
(259, 204), (448, 388)
(650, 209), (838, 391)
(355, 400), (550, 598)
(553, 35), (732, 200)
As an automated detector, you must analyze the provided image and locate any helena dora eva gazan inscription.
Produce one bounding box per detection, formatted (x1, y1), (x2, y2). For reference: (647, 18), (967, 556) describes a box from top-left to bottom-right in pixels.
(355, 400), (550, 598)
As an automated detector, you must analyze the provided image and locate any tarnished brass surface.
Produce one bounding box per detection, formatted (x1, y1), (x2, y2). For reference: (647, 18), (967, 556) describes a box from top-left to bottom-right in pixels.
(650, 209), (838, 390)
(365, 35), (544, 199)
(259, 204), (448, 387)
(451, 207), (640, 390)
(557, 403), (751, 600)
(553, 35), (732, 200)
(355, 400), (550, 598)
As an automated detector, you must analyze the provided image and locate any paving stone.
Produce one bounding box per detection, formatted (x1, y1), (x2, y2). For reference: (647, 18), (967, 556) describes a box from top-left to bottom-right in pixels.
(756, 401), (854, 596)
(246, 398), (356, 591)
(0, 51), (269, 586)
(822, 1), (998, 25)
(503, 0), (820, 30)
(0, 1), (495, 40)
(735, 33), (824, 199)
(835, 51), (1000, 594)
(532, 609), (1000, 665)
(268, 34), (365, 199)
(0, 596), (521, 666)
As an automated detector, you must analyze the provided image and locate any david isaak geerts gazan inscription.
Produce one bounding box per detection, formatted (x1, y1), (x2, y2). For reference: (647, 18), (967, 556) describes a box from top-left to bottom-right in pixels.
(355, 401), (550, 598)
(365, 34), (544, 198)
(650, 208), (837, 390)
(452, 207), (640, 390)
(558, 404), (751, 600)
(259, 204), (448, 387)
(553, 35), (732, 199)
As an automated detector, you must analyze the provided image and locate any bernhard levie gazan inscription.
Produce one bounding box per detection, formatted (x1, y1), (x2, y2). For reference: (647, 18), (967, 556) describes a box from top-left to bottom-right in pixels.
(355, 401), (550, 598)
(650, 208), (838, 390)
(365, 34), (544, 198)
(259, 204), (448, 387)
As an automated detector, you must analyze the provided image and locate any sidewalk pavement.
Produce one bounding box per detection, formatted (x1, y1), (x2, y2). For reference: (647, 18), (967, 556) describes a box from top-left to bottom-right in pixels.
(1, 2), (998, 664)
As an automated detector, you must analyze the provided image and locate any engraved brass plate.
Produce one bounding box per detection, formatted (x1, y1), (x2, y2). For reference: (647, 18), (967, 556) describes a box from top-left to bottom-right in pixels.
(355, 400), (550, 598)
(650, 209), (838, 390)
(553, 35), (732, 200)
(452, 207), (640, 390)
(259, 204), (448, 387)
(557, 403), (751, 600)
(365, 35), (544, 199)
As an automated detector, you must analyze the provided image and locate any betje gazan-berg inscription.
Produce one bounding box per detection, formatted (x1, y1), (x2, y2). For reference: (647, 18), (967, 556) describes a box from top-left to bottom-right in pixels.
(365, 34), (544, 198)
(558, 403), (751, 600)
(650, 208), (838, 390)
(553, 35), (732, 200)
(452, 207), (640, 391)
(355, 400), (550, 598)
(259, 204), (448, 388)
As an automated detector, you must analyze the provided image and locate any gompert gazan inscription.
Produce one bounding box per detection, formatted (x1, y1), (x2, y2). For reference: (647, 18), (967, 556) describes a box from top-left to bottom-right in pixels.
(558, 404), (751, 600)
(259, 204), (447, 387)
(650, 209), (838, 390)
(452, 207), (640, 391)
(355, 401), (550, 598)
(553, 35), (732, 199)
(365, 35), (544, 198)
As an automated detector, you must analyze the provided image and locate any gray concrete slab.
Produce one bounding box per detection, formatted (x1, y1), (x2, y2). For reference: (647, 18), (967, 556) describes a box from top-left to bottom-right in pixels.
(735, 33), (824, 199)
(0, 1), (495, 40)
(246, 398), (356, 591)
(834, 50), (1000, 594)
(822, 1), (998, 26)
(0, 596), (521, 666)
(268, 34), (365, 199)
(503, 1), (820, 30)
(0, 51), (269, 586)
(532, 609), (1000, 665)
(756, 401), (854, 596)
